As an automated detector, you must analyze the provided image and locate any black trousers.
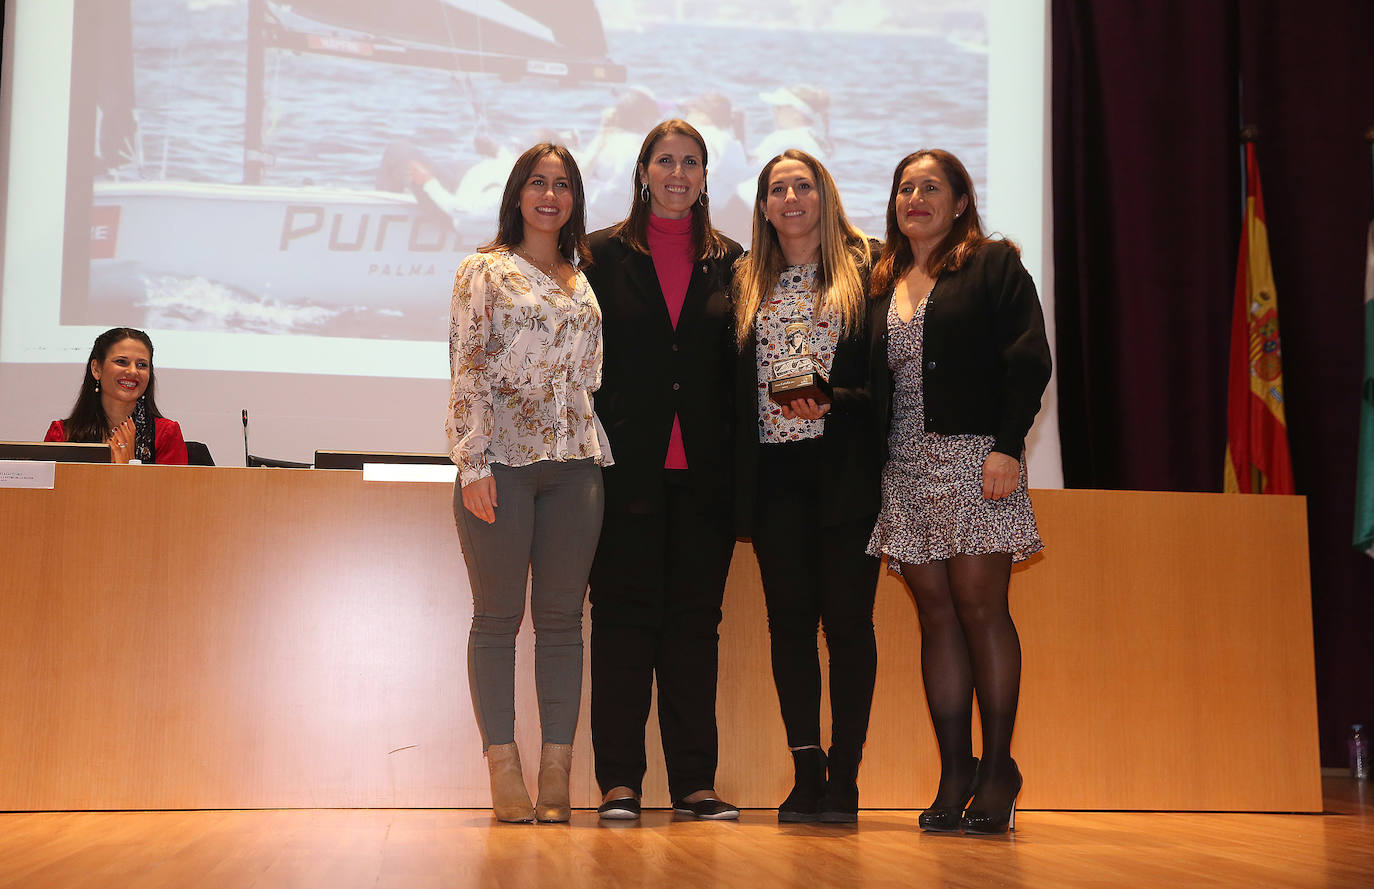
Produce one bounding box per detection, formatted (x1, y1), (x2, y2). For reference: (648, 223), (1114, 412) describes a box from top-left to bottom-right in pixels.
(751, 440), (880, 758)
(588, 472), (737, 800)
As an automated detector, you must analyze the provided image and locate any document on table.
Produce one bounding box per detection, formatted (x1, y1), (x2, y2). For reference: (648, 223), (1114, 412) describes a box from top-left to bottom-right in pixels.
(361, 463), (457, 483)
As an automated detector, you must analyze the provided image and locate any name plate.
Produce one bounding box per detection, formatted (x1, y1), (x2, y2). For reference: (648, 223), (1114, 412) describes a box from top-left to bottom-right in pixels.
(0, 461), (57, 489)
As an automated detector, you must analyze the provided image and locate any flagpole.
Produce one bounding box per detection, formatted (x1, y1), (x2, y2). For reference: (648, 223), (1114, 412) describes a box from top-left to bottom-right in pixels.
(1240, 125), (1258, 223)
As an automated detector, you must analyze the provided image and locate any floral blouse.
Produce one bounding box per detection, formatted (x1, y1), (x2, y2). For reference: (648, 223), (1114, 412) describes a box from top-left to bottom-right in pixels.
(446, 249), (612, 487)
(754, 263), (842, 443)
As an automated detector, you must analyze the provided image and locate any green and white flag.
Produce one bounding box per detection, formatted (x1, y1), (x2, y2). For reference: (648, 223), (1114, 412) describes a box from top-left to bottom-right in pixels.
(1356, 139), (1374, 557)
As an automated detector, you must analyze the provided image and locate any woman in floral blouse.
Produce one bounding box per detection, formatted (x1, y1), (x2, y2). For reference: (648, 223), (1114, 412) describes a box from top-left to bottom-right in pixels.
(447, 142), (611, 824)
(733, 149), (883, 823)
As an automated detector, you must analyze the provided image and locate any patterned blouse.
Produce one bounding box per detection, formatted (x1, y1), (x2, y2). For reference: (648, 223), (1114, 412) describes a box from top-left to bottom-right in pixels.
(754, 263), (842, 443)
(446, 249), (611, 487)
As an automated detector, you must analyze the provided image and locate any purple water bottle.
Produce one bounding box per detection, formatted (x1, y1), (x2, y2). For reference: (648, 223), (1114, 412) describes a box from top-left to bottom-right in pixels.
(1351, 724), (1370, 780)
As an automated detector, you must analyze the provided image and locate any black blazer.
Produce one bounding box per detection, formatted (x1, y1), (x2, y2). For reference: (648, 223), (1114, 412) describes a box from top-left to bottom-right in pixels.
(734, 264), (885, 536)
(585, 226), (744, 514)
(870, 240), (1052, 459)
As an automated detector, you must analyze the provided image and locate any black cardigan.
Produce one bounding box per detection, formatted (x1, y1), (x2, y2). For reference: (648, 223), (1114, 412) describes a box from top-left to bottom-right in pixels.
(870, 240), (1052, 459)
(584, 226), (744, 514)
(734, 264), (886, 536)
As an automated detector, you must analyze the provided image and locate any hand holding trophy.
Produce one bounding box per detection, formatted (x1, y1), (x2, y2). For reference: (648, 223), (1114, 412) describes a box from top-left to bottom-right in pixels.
(768, 319), (833, 409)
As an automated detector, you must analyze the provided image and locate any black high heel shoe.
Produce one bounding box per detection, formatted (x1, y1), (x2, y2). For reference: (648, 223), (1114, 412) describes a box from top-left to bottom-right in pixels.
(917, 756), (978, 832)
(960, 758), (1022, 835)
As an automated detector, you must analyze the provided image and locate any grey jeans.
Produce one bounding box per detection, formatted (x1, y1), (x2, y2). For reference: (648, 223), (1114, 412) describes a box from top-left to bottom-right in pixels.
(453, 459), (604, 748)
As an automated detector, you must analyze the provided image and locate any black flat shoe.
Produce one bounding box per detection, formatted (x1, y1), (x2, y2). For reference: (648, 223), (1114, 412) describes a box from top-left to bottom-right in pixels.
(597, 797), (641, 820)
(918, 756), (979, 833)
(672, 797), (740, 820)
(961, 759), (1022, 835)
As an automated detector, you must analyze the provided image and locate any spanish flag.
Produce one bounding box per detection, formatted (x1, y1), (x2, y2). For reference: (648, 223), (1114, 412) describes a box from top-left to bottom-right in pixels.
(1224, 142), (1294, 495)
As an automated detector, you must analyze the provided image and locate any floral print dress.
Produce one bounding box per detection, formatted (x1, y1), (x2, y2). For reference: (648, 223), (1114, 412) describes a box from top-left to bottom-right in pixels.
(867, 297), (1042, 568)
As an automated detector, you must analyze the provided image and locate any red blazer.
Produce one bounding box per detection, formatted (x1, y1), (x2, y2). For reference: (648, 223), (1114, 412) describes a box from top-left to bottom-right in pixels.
(44, 417), (189, 465)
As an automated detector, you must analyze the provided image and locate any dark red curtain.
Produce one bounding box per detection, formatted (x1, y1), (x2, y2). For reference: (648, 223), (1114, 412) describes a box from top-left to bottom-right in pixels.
(1053, 0), (1374, 765)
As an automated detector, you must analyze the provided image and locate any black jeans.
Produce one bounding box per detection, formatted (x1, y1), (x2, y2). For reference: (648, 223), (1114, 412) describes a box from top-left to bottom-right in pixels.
(588, 472), (736, 800)
(751, 440), (880, 759)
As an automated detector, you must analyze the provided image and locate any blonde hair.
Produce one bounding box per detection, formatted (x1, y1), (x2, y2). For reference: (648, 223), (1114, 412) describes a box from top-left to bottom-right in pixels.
(734, 150), (871, 350)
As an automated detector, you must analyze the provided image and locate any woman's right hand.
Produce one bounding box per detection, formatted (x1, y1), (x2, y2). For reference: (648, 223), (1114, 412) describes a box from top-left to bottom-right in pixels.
(462, 475), (498, 524)
(780, 397), (830, 421)
(106, 418), (136, 464)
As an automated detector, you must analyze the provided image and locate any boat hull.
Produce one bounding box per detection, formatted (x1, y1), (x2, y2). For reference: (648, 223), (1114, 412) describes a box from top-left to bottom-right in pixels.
(90, 181), (472, 337)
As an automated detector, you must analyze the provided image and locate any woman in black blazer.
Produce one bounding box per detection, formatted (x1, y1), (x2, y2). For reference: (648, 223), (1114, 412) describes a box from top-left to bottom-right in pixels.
(734, 149), (882, 823)
(867, 149), (1051, 835)
(583, 119), (744, 821)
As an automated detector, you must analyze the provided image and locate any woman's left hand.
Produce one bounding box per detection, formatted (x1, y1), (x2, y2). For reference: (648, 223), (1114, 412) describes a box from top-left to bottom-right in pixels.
(982, 451), (1019, 500)
(780, 398), (830, 421)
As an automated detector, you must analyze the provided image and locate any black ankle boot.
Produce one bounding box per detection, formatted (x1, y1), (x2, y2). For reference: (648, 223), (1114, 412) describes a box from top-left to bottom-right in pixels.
(819, 746), (860, 823)
(778, 747), (827, 822)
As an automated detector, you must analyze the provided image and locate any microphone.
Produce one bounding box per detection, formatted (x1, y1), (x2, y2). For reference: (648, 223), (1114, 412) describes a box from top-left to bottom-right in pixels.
(242, 409), (250, 467)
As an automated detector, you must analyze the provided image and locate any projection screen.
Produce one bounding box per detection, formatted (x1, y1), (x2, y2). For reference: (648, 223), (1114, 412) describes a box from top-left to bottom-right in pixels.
(0, 0), (1058, 481)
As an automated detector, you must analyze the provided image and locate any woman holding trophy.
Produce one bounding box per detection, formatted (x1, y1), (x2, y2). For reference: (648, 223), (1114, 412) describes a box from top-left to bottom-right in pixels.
(733, 149), (883, 823)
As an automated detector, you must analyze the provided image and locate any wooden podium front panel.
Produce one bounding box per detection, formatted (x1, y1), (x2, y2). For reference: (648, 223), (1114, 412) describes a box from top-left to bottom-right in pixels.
(0, 466), (1319, 811)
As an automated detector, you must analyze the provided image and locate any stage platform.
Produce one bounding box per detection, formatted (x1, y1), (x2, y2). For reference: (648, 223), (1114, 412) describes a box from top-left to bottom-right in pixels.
(0, 778), (1369, 889)
(0, 464), (1320, 812)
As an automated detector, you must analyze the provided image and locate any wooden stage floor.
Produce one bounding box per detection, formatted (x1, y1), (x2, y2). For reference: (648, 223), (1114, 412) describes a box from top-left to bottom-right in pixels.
(2, 777), (1370, 889)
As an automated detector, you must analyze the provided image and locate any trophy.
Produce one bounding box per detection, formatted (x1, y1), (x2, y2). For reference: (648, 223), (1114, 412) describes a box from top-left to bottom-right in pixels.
(768, 319), (832, 406)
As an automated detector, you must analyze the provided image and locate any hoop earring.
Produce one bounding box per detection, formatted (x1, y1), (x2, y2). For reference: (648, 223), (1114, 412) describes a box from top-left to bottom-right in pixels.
(699, 187), (709, 207)
(640, 183), (650, 203)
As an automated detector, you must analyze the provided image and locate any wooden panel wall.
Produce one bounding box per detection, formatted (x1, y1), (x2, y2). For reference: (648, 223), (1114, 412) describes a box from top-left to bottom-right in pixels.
(0, 465), (1321, 811)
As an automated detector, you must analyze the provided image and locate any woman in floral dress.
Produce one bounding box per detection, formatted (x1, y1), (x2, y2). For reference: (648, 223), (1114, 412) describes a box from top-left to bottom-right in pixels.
(867, 149), (1051, 835)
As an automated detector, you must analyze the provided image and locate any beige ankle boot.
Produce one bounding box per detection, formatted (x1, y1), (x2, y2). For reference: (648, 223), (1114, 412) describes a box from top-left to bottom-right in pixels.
(485, 742), (534, 822)
(534, 743), (574, 822)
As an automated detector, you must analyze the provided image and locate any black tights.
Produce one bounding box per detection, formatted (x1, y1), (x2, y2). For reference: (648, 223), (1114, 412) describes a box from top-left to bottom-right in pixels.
(901, 553), (1021, 813)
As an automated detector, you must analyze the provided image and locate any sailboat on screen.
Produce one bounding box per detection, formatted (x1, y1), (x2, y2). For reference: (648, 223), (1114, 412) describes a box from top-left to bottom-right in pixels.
(88, 0), (625, 338)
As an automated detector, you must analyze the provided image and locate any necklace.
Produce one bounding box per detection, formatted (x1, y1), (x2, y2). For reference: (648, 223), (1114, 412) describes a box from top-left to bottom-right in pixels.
(513, 246), (565, 281)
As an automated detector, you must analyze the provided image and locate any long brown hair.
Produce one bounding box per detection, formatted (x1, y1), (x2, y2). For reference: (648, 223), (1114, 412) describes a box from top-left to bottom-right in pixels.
(608, 119), (732, 261)
(479, 143), (590, 266)
(733, 149), (871, 350)
(870, 149), (1010, 296)
(61, 327), (166, 443)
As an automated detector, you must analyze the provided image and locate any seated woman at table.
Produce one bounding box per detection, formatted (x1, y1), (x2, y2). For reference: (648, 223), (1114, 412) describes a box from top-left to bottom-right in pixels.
(45, 327), (187, 465)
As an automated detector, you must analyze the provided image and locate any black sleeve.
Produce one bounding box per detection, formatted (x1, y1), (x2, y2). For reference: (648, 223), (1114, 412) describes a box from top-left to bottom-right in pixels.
(987, 243), (1052, 457)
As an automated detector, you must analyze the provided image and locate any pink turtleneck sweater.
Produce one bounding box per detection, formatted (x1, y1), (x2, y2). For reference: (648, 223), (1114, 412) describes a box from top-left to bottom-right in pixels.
(647, 212), (692, 470)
